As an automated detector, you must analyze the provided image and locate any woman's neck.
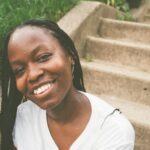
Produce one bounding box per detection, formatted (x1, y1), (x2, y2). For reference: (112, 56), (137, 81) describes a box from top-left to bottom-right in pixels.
(46, 89), (85, 123)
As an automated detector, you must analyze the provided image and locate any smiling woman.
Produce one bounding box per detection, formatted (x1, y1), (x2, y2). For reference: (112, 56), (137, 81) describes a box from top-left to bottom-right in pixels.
(1, 19), (135, 150)
(7, 26), (75, 110)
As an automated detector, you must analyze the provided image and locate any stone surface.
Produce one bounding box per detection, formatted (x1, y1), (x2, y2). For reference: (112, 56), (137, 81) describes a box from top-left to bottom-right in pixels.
(99, 18), (150, 44)
(132, 0), (150, 24)
(81, 60), (150, 106)
(85, 36), (150, 72)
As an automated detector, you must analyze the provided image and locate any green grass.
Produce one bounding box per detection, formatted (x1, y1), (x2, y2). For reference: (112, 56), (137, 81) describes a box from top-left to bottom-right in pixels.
(0, 0), (81, 50)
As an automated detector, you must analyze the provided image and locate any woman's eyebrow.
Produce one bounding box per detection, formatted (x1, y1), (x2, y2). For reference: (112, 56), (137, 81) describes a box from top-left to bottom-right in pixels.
(31, 45), (42, 56)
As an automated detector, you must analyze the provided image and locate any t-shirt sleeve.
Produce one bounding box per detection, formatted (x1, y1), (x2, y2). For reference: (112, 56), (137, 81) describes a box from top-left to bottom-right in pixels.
(95, 111), (135, 150)
(12, 101), (38, 150)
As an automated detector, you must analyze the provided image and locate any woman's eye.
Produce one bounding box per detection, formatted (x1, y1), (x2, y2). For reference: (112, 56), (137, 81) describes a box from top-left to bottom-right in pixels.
(37, 53), (52, 63)
(14, 66), (25, 77)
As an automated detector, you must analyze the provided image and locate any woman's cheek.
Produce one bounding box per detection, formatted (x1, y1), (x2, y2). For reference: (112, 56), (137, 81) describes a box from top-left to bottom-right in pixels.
(16, 77), (26, 94)
(47, 59), (65, 73)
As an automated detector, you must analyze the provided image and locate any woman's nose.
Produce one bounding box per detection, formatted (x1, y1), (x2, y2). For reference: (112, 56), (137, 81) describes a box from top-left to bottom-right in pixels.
(27, 64), (44, 83)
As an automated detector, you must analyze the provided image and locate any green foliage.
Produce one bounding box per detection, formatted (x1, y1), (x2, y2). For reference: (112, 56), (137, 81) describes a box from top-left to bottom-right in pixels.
(98, 0), (136, 21)
(117, 11), (135, 21)
(127, 0), (142, 8)
(115, 0), (136, 21)
(0, 0), (80, 46)
(115, 0), (130, 11)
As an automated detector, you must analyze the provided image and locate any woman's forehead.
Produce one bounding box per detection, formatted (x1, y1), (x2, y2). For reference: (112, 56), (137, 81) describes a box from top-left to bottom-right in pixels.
(10, 26), (53, 41)
(8, 26), (58, 50)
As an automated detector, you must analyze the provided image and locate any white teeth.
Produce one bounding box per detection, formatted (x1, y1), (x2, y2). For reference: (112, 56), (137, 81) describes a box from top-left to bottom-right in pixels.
(33, 83), (51, 95)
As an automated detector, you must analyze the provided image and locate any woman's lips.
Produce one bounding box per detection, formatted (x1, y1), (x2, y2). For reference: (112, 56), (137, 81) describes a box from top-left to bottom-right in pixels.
(33, 83), (52, 95)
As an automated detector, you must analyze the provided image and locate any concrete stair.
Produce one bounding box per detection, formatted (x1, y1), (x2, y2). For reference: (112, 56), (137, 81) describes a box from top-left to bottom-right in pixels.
(99, 18), (150, 44)
(81, 18), (150, 150)
(82, 60), (150, 106)
(85, 36), (150, 72)
(140, 6), (150, 24)
(143, 8), (150, 23)
(132, 1), (150, 25)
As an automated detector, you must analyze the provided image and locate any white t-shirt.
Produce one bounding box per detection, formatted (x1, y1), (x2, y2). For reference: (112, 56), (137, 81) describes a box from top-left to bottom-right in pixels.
(13, 92), (135, 150)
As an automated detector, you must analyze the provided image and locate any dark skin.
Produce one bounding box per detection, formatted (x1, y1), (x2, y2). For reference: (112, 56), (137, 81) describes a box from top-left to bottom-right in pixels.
(8, 26), (91, 150)
(47, 90), (91, 150)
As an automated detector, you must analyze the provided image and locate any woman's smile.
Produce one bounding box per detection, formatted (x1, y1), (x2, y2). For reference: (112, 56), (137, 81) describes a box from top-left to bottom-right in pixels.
(33, 82), (53, 95)
(31, 79), (56, 98)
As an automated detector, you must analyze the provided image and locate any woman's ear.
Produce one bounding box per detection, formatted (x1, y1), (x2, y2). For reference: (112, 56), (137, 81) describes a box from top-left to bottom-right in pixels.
(69, 56), (75, 65)
(69, 56), (75, 77)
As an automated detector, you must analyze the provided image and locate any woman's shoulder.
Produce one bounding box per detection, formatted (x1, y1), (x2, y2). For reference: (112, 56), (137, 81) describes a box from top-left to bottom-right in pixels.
(14, 100), (44, 134)
(81, 91), (115, 115)
(100, 110), (135, 148)
(16, 100), (42, 119)
(106, 110), (135, 138)
(13, 101), (45, 149)
(81, 91), (135, 142)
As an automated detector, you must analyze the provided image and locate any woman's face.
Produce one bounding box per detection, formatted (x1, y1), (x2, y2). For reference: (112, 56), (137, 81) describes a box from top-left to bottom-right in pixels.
(8, 26), (74, 110)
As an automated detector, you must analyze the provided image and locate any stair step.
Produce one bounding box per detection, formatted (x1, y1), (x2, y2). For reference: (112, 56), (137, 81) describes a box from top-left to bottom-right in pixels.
(144, 14), (150, 22)
(97, 95), (150, 149)
(81, 60), (150, 106)
(146, 8), (150, 14)
(85, 36), (150, 72)
(98, 18), (150, 44)
(144, 14), (150, 18)
(134, 144), (149, 150)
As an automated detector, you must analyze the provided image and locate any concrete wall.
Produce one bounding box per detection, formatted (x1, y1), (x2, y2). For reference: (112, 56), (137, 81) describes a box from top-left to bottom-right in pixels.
(58, 1), (119, 57)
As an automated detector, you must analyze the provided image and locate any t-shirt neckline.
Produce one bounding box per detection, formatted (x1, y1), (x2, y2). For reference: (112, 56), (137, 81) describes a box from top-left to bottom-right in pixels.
(42, 92), (96, 150)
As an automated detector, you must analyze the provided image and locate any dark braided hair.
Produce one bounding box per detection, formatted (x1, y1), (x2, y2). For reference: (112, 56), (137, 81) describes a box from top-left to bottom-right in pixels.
(0, 19), (86, 150)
